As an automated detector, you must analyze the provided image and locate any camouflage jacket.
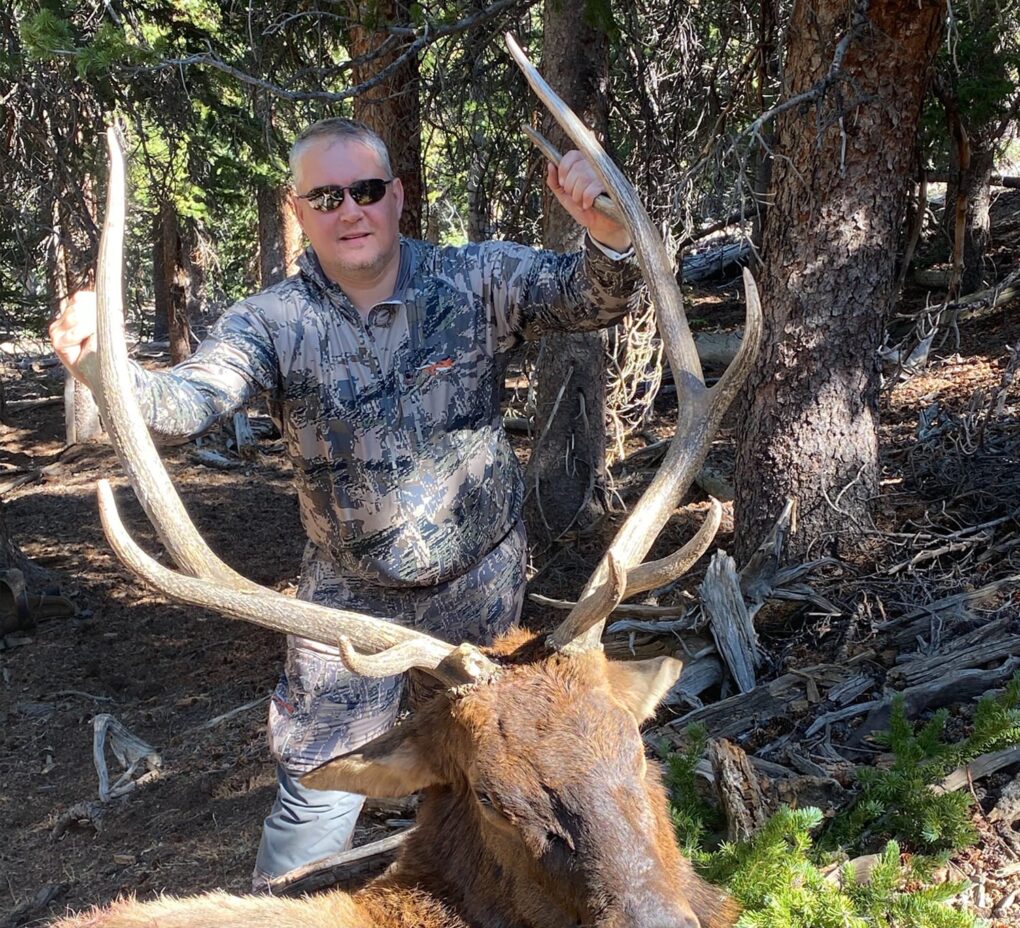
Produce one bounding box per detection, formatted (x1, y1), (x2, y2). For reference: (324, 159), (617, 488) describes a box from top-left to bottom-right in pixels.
(131, 236), (641, 590)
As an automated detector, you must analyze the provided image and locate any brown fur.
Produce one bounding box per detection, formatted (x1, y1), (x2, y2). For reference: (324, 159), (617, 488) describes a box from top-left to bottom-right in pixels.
(52, 630), (738, 928)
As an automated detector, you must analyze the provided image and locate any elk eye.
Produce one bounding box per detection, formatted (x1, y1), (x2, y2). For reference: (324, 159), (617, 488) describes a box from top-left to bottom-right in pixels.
(474, 789), (495, 809)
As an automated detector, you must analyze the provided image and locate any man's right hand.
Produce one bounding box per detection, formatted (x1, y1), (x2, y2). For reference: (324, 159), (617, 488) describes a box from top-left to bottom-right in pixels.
(49, 290), (97, 383)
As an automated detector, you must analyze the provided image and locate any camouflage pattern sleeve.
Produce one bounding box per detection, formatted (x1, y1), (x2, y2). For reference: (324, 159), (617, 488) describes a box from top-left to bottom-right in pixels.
(128, 301), (282, 440)
(475, 234), (644, 345)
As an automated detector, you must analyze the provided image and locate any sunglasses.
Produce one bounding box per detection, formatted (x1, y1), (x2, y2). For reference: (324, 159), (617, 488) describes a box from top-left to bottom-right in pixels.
(297, 179), (394, 212)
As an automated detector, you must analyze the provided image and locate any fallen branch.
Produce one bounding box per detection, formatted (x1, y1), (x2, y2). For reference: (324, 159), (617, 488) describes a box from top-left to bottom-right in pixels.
(270, 827), (413, 896)
(230, 411), (258, 461)
(934, 745), (1020, 795)
(2, 882), (66, 928)
(92, 713), (163, 801)
(197, 694), (269, 730)
(3, 395), (63, 412)
(878, 574), (1020, 637)
(670, 659), (869, 739)
(50, 800), (106, 838)
(530, 592), (691, 619)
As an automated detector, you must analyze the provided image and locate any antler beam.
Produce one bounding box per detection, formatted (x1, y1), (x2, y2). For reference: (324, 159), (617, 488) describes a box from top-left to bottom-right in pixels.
(506, 35), (764, 653)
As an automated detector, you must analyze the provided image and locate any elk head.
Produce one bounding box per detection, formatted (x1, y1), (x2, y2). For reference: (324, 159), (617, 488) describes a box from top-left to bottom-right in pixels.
(81, 36), (761, 928)
(302, 629), (734, 928)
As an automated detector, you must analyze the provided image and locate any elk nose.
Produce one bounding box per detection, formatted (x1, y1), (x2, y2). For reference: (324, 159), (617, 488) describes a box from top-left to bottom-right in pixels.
(617, 895), (701, 928)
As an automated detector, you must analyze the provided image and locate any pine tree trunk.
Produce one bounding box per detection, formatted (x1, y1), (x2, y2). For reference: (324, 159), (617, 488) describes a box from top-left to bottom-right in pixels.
(152, 208), (169, 342)
(154, 201), (192, 364)
(49, 192), (102, 445)
(733, 0), (945, 564)
(523, 0), (610, 545)
(257, 182), (303, 289)
(348, 0), (423, 240)
(751, 0), (780, 249)
(961, 142), (995, 293)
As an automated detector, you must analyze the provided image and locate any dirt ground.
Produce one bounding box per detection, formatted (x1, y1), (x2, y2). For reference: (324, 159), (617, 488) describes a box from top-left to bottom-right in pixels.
(2, 195), (1020, 926)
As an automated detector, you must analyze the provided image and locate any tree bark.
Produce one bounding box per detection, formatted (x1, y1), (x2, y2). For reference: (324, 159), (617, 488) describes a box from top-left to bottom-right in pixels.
(348, 0), (423, 240)
(153, 200), (192, 364)
(49, 188), (102, 445)
(960, 142), (995, 293)
(523, 0), (610, 545)
(751, 0), (781, 249)
(257, 182), (303, 289)
(733, 0), (946, 564)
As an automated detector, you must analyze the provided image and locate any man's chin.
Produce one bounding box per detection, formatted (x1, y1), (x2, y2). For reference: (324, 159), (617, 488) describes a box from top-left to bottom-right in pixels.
(336, 256), (383, 274)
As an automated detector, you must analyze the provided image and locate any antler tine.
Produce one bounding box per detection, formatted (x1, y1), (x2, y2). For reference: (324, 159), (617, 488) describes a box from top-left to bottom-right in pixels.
(623, 499), (722, 598)
(96, 481), (463, 673)
(85, 128), (496, 684)
(505, 36), (764, 652)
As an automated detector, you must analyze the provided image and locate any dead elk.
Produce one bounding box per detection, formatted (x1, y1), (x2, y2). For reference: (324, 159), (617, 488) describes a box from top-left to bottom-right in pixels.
(60, 33), (762, 928)
(56, 629), (737, 928)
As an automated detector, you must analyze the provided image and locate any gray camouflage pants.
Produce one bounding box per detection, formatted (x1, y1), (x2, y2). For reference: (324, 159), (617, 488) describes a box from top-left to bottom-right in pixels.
(253, 521), (526, 885)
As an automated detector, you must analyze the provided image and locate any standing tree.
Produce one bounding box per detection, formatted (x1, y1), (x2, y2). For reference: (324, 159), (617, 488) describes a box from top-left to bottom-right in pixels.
(734, 0), (946, 563)
(523, 0), (611, 545)
(935, 0), (1020, 294)
(348, 0), (424, 239)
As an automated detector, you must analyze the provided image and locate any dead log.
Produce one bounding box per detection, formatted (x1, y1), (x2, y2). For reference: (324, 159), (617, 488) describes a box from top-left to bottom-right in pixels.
(708, 738), (770, 842)
(701, 550), (761, 693)
(192, 448), (240, 471)
(50, 800), (106, 838)
(853, 658), (1020, 739)
(92, 714), (162, 801)
(888, 624), (1020, 689)
(3, 395), (63, 412)
(879, 574), (1020, 646)
(681, 241), (752, 283)
(2, 883), (67, 928)
(663, 652), (724, 706)
(670, 659), (868, 739)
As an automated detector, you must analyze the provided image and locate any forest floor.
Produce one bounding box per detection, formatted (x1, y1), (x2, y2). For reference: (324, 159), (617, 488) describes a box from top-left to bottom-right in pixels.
(2, 192), (1020, 927)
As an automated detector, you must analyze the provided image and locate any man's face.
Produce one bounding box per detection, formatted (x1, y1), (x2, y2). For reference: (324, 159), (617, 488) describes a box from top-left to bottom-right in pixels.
(292, 137), (404, 284)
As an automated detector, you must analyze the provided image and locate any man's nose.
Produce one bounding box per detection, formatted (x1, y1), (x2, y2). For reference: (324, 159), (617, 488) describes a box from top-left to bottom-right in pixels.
(335, 195), (366, 220)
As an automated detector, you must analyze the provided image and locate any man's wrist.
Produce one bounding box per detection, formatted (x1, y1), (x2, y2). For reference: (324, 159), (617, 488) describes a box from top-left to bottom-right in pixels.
(586, 231), (635, 261)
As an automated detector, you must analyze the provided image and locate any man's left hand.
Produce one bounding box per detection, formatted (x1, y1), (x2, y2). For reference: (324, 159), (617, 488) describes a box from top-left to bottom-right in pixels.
(546, 151), (632, 254)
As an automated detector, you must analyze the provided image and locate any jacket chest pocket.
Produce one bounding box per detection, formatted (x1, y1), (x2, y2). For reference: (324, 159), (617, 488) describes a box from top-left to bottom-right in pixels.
(402, 285), (489, 435)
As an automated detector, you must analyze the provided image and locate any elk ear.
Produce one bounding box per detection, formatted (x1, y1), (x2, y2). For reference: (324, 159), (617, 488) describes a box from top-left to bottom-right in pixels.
(301, 723), (440, 797)
(606, 656), (683, 724)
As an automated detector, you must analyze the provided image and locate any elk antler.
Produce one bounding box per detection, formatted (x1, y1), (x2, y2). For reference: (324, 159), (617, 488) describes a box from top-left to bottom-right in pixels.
(505, 35), (764, 654)
(83, 127), (497, 688)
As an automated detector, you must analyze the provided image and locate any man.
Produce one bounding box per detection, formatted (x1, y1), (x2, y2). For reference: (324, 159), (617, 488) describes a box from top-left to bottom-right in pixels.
(50, 118), (639, 889)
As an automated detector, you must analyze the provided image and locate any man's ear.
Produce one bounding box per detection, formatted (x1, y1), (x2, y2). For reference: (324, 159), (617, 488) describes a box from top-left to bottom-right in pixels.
(301, 721), (440, 797)
(605, 656), (683, 724)
(392, 177), (405, 219)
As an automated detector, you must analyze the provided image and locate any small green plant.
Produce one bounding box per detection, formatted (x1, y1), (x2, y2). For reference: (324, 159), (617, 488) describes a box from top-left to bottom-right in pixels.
(706, 810), (975, 928)
(664, 674), (1020, 927)
(826, 674), (1020, 855)
(662, 723), (719, 855)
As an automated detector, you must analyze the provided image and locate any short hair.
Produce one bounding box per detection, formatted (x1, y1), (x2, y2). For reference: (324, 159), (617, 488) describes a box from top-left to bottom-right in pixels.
(289, 118), (394, 181)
